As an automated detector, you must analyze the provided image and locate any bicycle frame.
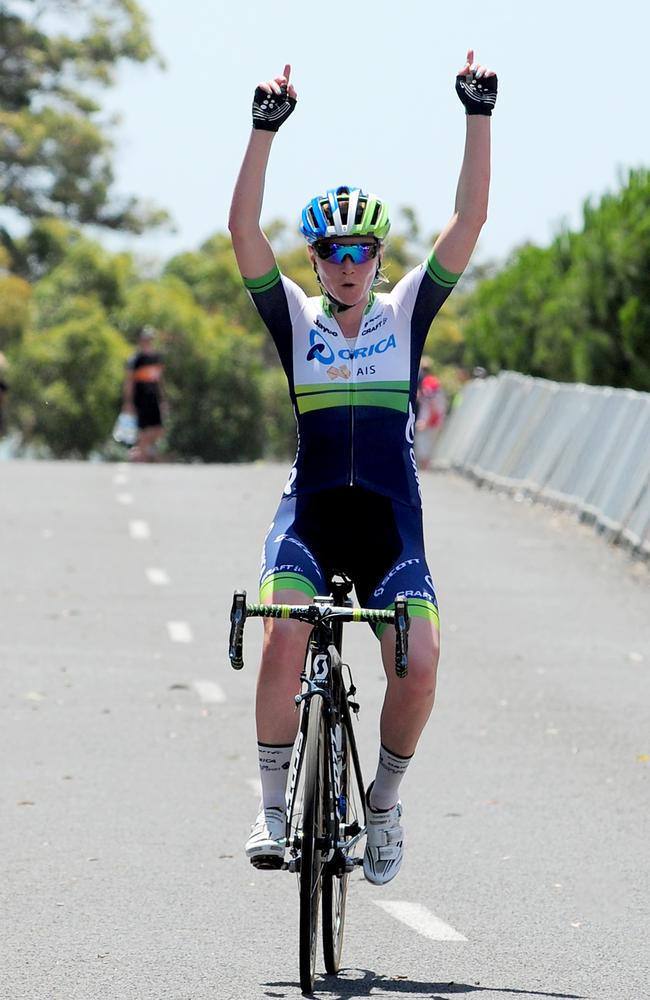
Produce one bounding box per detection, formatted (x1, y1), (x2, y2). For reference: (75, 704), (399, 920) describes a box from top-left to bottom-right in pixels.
(228, 579), (409, 992)
(285, 604), (367, 873)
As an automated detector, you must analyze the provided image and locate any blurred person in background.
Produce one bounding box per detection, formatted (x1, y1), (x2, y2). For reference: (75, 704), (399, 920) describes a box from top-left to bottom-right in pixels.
(122, 326), (168, 462)
(415, 357), (448, 469)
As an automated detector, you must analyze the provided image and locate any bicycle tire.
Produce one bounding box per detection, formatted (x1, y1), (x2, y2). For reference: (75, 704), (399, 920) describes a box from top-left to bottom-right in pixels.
(321, 706), (365, 973)
(299, 696), (328, 994)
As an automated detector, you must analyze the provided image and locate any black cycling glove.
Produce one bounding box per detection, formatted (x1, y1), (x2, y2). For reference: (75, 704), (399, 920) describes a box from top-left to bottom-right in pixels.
(252, 84), (296, 131)
(455, 71), (498, 116)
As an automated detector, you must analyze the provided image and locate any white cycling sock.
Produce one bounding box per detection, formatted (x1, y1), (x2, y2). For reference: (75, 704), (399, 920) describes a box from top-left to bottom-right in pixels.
(369, 743), (413, 811)
(258, 742), (293, 810)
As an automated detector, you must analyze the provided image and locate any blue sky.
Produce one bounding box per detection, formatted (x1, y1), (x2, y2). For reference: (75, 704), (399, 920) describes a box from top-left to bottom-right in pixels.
(101, 0), (648, 269)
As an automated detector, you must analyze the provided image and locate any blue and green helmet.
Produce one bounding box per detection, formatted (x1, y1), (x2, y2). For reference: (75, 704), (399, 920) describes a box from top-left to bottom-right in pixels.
(300, 185), (391, 243)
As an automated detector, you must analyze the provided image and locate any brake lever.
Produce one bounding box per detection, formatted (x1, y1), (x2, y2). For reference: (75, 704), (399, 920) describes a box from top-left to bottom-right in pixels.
(229, 590), (247, 669)
(394, 595), (409, 678)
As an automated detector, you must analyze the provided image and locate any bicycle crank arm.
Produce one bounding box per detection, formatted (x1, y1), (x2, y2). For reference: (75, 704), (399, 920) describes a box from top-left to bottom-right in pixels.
(337, 828), (366, 853)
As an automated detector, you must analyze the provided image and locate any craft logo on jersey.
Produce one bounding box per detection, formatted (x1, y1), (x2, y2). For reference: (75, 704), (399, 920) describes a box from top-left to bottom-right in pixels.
(307, 328), (398, 366)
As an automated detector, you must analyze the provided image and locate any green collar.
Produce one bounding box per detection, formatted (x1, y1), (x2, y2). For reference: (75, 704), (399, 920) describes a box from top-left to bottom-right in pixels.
(321, 291), (376, 318)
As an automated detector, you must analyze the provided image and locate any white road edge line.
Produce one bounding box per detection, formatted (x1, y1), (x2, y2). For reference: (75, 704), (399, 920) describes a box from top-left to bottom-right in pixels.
(193, 680), (226, 704)
(167, 621), (193, 643)
(373, 901), (467, 942)
(129, 519), (150, 540)
(146, 568), (171, 586)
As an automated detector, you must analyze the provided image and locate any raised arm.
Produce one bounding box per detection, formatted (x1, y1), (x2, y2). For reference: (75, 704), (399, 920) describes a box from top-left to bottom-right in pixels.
(228, 64), (297, 280)
(434, 49), (497, 275)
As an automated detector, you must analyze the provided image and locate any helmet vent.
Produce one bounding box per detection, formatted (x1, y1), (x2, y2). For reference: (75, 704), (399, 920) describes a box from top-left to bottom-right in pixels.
(300, 186), (390, 242)
(319, 199), (334, 226)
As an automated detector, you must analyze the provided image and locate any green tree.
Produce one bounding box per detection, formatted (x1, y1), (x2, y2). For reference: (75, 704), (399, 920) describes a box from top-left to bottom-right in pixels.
(164, 318), (266, 463)
(260, 366), (296, 459)
(564, 171), (650, 387)
(117, 275), (268, 462)
(462, 168), (650, 390)
(9, 300), (129, 456)
(0, 252), (31, 349)
(424, 296), (465, 367)
(463, 243), (563, 374)
(30, 224), (136, 326)
(0, 0), (167, 258)
(164, 233), (261, 329)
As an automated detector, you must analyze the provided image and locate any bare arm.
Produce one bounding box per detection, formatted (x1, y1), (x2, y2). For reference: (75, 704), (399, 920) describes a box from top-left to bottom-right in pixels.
(228, 130), (277, 279)
(228, 65), (297, 280)
(434, 49), (495, 275)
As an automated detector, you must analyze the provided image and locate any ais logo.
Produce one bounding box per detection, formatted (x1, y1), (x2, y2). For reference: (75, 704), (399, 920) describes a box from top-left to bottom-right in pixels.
(307, 329), (396, 365)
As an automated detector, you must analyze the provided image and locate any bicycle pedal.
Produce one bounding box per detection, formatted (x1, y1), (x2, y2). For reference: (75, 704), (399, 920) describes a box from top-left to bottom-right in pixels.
(249, 855), (284, 871)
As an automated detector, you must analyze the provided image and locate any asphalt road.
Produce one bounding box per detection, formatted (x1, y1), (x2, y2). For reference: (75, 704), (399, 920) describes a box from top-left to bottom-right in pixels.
(1, 460), (649, 1000)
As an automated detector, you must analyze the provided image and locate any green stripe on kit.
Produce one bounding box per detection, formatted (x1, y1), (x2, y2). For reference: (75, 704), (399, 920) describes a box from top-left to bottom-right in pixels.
(296, 388), (409, 414)
(243, 265), (281, 293)
(295, 381), (409, 394)
(426, 253), (462, 288)
(375, 598), (440, 639)
(352, 390), (409, 411)
(259, 573), (317, 601)
(408, 599), (440, 625)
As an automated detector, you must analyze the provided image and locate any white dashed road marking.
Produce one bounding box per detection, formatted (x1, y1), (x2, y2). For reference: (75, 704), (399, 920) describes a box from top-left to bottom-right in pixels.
(146, 568), (171, 586)
(193, 680), (226, 704)
(113, 472), (128, 486)
(129, 520), (150, 540)
(373, 901), (467, 942)
(167, 621), (193, 643)
(116, 492), (134, 505)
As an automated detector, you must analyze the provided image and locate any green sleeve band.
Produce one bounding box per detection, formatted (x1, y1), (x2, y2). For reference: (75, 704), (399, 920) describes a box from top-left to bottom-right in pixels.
(426, 252), (462, 288)
(243, 265), (281, 293)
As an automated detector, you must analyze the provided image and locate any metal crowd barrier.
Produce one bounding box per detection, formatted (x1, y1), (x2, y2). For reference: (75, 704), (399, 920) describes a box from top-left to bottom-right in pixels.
(432, 371), (650, 557)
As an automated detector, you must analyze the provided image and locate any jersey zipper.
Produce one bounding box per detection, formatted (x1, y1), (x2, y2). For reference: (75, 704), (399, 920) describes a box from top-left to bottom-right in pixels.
(349, 397), (355, 485)
(348, 296), (374, 486)
(331, 302), (357, 487)
(349, 340), (356, 485)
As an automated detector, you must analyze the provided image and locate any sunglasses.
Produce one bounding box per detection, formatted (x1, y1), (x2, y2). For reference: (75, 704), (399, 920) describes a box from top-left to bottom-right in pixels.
(312, 240), (379, 264)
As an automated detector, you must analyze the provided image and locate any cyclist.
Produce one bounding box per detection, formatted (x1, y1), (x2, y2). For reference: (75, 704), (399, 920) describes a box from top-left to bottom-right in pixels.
(229, 53), (497, 884)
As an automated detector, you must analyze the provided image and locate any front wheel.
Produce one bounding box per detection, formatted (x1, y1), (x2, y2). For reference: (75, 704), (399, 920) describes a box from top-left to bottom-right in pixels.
(322, 714), (365, 974)
(298, 697), (328, 994)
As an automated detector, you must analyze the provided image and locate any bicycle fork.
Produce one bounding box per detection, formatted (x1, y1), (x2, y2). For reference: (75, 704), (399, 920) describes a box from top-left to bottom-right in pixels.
(285, 654), (365, 875)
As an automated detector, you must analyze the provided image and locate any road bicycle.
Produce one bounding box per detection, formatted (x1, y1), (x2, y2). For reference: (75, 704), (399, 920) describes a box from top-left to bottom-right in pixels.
(229, 575), (409, 994)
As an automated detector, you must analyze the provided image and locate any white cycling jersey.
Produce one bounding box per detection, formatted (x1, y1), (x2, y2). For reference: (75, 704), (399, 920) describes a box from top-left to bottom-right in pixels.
(245, 250), (460, 507)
